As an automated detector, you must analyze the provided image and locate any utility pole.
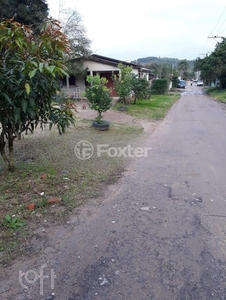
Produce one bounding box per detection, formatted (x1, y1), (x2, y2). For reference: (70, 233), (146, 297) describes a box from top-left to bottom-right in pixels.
(199, 53), (210, 57)
(208, 36), (225, 43)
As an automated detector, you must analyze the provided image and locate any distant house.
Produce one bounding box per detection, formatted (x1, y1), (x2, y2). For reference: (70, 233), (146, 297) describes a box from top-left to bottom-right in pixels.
(61, 54), (155, 98)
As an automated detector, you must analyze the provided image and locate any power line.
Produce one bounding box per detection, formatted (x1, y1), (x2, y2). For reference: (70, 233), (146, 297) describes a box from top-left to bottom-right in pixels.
(211, 6), (226, 35)
(199, 53), (210, 57)
(202, 6), (226, 55)
(208, 35), (225, 43)
(214, 18), (226, 35)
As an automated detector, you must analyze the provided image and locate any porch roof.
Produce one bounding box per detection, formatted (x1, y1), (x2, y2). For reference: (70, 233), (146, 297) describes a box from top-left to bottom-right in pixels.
(90, 54), (154, 76)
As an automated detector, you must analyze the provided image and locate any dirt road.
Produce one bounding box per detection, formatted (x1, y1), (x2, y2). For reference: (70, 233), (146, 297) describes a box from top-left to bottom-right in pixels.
(2, 84), (226, 299)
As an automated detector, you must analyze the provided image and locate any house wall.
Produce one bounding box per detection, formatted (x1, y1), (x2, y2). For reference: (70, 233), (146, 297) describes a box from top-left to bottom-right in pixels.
(82, 61), (140, 97)
(83, 60), (120, 72)
(61, 59), (151, 98)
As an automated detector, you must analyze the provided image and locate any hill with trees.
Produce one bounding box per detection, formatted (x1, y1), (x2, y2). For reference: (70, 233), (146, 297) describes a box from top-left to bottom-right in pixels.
(133, 56), (194, 69)
(131, 56), (195, 80)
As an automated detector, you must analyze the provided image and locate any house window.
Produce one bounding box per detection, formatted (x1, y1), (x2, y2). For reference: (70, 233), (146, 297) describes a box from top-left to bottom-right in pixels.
(69, 75), (76, 86)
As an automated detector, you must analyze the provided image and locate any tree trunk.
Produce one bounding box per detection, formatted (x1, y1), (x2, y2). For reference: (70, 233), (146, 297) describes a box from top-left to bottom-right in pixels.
(8, 132), (15, 171)
(0, 131), (9, 165)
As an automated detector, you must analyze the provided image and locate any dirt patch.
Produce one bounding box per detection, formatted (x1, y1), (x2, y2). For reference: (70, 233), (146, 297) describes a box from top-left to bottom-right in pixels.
(75, 100), (160, 134)
(0, 100), (162, 300)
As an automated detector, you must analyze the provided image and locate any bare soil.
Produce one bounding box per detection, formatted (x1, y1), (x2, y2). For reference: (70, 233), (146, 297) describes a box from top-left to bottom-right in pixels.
(2, 86), (226, 299)
(75, 100), (160, 133)
(0, 101), (161, 300)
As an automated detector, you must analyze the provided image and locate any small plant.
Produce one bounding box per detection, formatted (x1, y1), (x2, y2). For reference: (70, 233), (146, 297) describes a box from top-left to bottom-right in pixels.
(112, 63), (133, 104)
(2, 214), (26, 229)
(84, 74), (112, 124)
(131, 75), (151, 104)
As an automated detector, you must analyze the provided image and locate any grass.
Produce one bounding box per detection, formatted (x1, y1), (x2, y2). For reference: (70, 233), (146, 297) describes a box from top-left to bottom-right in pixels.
(0, 93), (180, 266)
(205, 87), (226, 103)
(114, 93), (180, 120)
(0, 120), (143, 266)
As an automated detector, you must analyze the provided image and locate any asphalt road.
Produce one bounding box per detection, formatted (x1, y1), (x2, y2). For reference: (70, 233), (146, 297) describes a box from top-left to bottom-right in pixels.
(3, 84), (226, 299)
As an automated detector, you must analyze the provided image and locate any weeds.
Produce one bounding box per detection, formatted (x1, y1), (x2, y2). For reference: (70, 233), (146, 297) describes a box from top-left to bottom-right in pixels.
(2, 215), (26, 229)
(205, 87), (226, 103)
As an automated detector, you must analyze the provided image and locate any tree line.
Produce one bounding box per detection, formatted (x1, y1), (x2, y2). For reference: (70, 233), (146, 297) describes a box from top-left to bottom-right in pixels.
(194, 39), (226, 88)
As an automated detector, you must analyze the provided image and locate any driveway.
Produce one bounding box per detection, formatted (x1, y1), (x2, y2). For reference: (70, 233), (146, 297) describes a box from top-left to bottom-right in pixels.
(2, 84), (226, 299)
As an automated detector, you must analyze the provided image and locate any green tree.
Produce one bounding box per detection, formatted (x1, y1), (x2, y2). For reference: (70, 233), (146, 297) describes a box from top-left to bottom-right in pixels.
(112, 63), (133, 104)
(211, 39), (226, 88)
(144, 62), (159, 76)
(172, 75), (179, 88)
(199, 56), (215, 86)
(0, 18), (75, 171)
(178, 59), (189, 79)
(131, 76), (151, 104)
(194, 40), (226, 88)
(0, 0), (49, 33)
(160, 63), (171, 79)
(84, 75), (112, 123)
(193, 57), (202, 72)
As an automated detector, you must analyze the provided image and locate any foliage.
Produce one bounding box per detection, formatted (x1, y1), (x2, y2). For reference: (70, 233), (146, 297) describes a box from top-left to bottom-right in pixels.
(112, 63), (133, 104)
(210, 39), (226, 88)
(0, 18), (75, 171)
(59, 5), (91, 76)
(134, 57), (194, 73)
(131, 76), (151, 104)
(135, 56), (193, 68)
(60, 9), (91, 59)
(177, 59), (189, 79)
(50, 91), (77, 134)
(160, 63), (172, 79)
(205, 87), (226, 103)
(172, 75), (179, 88)
(84, 75), (112, 123)
(151, 79), (169, 94)
(0, 0), (48, 33)
(2, 214), (25, 229)
(194, 39), (226, 88)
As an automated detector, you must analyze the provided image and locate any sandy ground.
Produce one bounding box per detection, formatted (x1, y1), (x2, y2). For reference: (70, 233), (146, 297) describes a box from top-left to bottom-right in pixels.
(75, 100), (160, 133)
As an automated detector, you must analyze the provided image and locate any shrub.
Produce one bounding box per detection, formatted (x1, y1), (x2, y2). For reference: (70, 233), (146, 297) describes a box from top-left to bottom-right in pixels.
(172, 76), (179, 88)
(131, 76), (151, 104)
(84, 75), (112, 123)
(151, 78), (168, 94)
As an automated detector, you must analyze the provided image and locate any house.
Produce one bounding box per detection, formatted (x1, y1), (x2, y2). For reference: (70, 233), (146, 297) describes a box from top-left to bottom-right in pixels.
(61, 54), (155, 98)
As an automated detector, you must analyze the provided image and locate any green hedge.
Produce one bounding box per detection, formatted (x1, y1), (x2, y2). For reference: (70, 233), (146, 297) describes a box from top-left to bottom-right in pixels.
(151, 78), (168, 94)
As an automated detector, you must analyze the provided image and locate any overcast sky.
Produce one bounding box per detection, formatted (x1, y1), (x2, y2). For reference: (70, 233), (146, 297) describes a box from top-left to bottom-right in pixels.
(47, 0), (226, 62)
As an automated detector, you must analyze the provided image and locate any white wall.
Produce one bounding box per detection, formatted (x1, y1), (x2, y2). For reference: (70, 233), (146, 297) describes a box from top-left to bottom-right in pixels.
(83, 60), (119, 72)
(83, 60), (140, 76)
